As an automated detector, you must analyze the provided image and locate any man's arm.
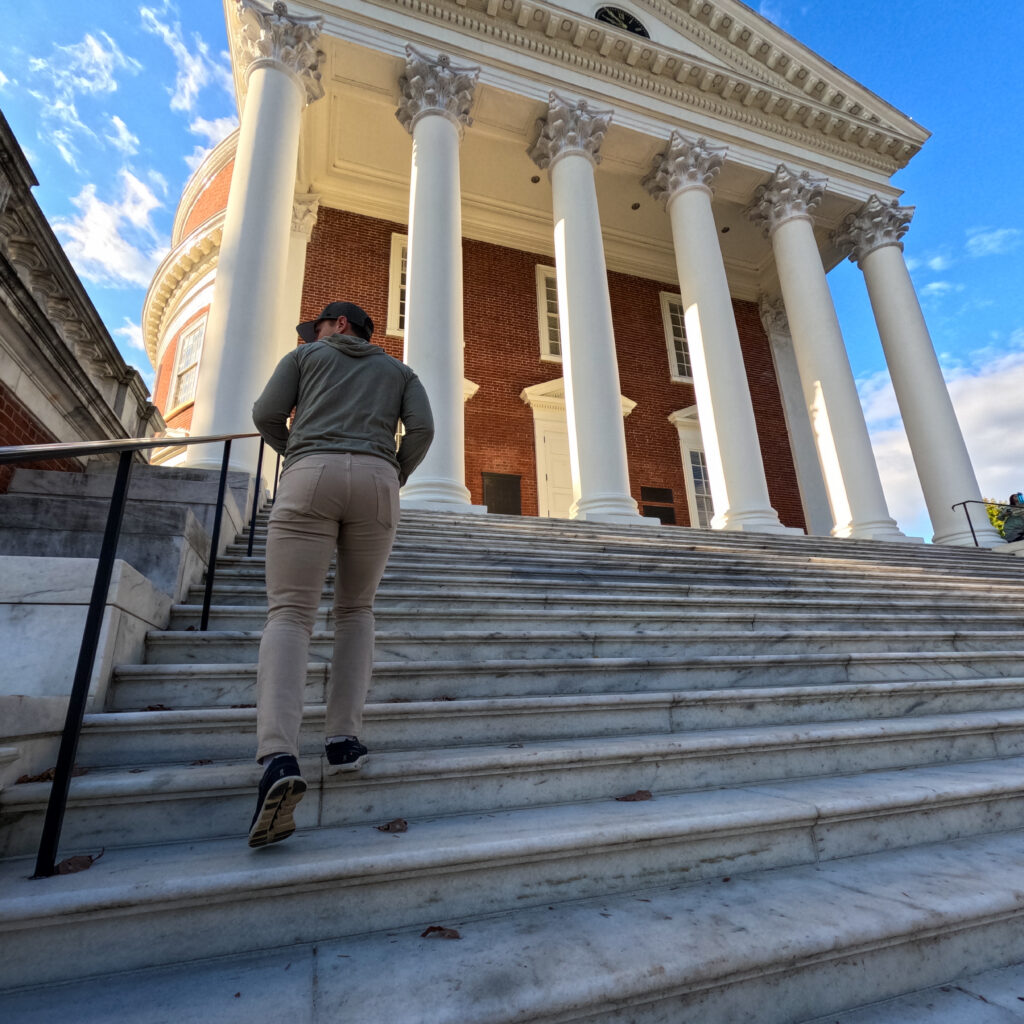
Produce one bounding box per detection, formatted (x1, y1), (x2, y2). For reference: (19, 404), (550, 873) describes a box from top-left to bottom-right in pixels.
(397, 371), (435, 485)
(252, 352), (300, 456)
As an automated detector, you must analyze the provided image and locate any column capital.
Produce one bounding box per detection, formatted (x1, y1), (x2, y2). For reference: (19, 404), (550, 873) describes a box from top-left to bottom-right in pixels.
(833, 194), (914, 267)
(746, 164), (826, 237)
(641, 132), (726, 203)
(291, 192), (320, 239)
(396, 47), (480, 135)
(528, 92), (612, 171)
(234, 0), (325, 105)
(758, 294), (790, 339)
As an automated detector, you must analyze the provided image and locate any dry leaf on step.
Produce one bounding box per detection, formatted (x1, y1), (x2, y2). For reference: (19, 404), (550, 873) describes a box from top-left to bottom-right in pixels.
(615, 790), (652, 802)
(376, 818), (408, 833)
(421, 926), (461, 939)
(56, 848), (105, 874)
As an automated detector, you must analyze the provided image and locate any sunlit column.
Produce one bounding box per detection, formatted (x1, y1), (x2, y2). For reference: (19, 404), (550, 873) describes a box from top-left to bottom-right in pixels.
(746, 165), (906, 541)
(396, 47), (481, 510)
(643, 133), (792, 533)
(834, 197), (1001, 547)
(188, 0), (324, 472)
(275, 193), (319, 361)
(528, 93), (641, 523)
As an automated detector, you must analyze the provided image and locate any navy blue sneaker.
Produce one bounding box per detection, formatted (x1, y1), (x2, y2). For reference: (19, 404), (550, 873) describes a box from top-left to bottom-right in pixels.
(248, 754), (306, 848)
(325, 737), (368, 772)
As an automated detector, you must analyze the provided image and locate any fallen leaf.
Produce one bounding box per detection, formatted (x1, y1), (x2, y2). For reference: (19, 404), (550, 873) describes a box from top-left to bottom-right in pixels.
(421, 925), (460, 940)
(186, 625), (197, 632)
(16, 766), (88, 784)
(128, 768), (146, 774)
(376, 818), (408, 833)
(615, 789), (652, 802)
(230, 703), (256, 709)
(143, 704), (170, 712)
(234, 993), (240, 999)
(56, 848), (105, 875)
(722, 877), (731, 883)
(190, 759), (213, 766)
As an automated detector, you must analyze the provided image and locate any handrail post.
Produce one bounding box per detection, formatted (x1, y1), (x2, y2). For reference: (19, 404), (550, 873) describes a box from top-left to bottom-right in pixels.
(247, 438), (265, 557)
(200, 439), (232, 631)
(952, 500), (980, 547)
(32, 451), (134, 878)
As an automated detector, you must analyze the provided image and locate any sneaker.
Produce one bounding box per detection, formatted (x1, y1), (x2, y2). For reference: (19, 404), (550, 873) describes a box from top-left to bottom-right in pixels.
(325, 737), (368, 772)
(248, 754), (307, 848)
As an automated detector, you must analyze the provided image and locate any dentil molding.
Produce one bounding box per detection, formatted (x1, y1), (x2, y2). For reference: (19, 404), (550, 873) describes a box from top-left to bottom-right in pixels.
(234, 0), (325, 105)
(832, 194), (913, 267)
(528, 92), (613, 169)
(746, 163), (826, 236)
(396, 46), (481, 134)
(641, 131), (727, 202)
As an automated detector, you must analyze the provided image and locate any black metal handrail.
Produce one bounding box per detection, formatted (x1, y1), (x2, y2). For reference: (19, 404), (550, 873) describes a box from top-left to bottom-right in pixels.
(0, 430), (262, 877)
(951, 499), (1021, 547)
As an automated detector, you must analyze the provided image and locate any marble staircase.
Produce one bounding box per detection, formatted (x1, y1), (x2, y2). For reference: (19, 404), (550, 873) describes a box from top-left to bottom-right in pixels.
(3, 510), (1024, 1022)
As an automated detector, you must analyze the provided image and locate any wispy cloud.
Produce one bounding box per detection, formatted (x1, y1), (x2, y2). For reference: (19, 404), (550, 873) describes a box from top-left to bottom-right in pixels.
(52, 171), (167, 288)
(184, 114), (238, 172)
(757, 2), (786, 26)
(113, 317), (145, 352)
(105, 115), (139, 155)
(0, 71), (10, 89)
(140, 6), (233, 113)
(965, 227), (1023, 258)
(919, 281), (964, 299)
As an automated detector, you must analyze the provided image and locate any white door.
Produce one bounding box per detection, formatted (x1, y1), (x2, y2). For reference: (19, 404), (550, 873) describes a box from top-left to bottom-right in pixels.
(539, 421), (574, 519)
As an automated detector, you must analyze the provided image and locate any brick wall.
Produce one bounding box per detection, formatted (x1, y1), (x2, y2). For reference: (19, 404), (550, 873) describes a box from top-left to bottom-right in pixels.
(298, 206), (806, 529)
(180, 160), (234, 240)
(0, 379), (80, 493)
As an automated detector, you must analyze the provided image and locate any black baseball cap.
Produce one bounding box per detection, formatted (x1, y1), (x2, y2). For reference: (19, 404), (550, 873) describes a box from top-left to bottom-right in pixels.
(297, 301), (375, 343)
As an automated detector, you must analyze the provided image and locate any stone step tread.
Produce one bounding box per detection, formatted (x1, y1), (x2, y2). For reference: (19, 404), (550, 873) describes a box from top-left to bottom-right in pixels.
(11, 710), (1024, 809)
(3, 808), (1024, 1020)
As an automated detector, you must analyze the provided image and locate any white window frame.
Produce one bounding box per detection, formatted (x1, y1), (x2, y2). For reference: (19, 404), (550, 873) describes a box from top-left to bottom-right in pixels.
(169, 315), (206, 410)
(669, 406), (716, 529)
(660, 291), (692, 382)
(386, 233), (408, 337)
(535, 265), (562, 363)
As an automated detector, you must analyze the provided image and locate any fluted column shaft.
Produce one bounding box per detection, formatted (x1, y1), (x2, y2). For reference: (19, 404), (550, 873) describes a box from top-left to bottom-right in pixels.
(396, 48), (480, 510)
(188, 0), (323, 473)
(748, 166), (905, 541)
(645, 134), (790, 534)
(836, 198), (1001, 547)
(530, 94), (639, 522)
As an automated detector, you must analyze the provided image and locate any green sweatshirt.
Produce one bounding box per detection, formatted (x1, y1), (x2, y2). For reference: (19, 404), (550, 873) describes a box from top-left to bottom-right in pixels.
(252, 333), (434, 485)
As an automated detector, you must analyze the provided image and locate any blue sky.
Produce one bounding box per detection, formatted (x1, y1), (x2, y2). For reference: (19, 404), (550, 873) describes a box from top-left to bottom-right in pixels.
(1, 1), (1021, 538)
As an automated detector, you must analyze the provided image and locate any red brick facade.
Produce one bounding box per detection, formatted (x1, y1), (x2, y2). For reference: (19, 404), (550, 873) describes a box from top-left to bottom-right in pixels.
(180, 160), (234, 240)
(0, 379), (80, 493)
(300, 206), (806, 530)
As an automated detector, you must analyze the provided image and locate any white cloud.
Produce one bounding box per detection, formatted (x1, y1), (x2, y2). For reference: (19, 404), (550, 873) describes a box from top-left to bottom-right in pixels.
(183, 114), (238, 172)
(140, 7), (234, 113)
(927, 254), (952, 271)
(904, 257), (921, 271)
(52, 171), (167, 288)
(113, 317), (145, 352)
(920, 281), (964, 299)
(757, 2), (786, 26)
(0, 71), (10, 89)
(29, 32), (141, 98)
(966, 227), (1023, 258)
(105, 115), (139, 155)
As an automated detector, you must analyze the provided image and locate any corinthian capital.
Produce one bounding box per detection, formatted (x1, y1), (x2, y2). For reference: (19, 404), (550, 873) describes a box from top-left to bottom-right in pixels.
(291, 193), (320, 239)
(758, 294), (790, 339)
(234, 0), (325, 105)
(528, 92), (612, 170)
(746, 164), (826, 237)
(832, 195), (914, 267)
(396, 47), (480, 135)
(642, 132), (726, 203)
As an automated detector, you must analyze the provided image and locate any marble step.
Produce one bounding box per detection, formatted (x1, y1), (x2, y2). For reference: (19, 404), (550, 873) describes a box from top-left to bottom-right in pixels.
(168, 601), (1024, 634)
(7, 711), (1024, 856)
(3, 774), (1024, 998)
(141, 626), (1024, 666)
(109, 649), (1024, 709)
(73, 677), (1024, 768)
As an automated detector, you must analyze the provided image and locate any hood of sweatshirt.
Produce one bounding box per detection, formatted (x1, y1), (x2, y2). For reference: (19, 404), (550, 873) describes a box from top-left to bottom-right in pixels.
(323, 333), (383, 358)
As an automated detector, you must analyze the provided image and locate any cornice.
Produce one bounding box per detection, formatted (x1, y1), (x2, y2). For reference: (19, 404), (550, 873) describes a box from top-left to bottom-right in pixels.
(360, 0), (923, 171)
(143, 215), (225, 363)
(171, 131), (239, 248)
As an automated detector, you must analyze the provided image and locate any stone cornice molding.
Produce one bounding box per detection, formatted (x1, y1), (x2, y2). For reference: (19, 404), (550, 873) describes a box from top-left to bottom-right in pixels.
(746, 163), (826, 237)
(667, 405), (699, 428)
(521, 377), (636, 416)
(642, 131), (726, 203)
(396, 46), (480, 135)
(143, 215), (225, 363)
(0, 169), (12, 220)
(373, 0), (923, 172)
(758, 293), (790, 338)
(233, 0), (325, 106)
(292, 192), (321, 238)
(832, 194), (914, 267)
(528, 92), (613, 171)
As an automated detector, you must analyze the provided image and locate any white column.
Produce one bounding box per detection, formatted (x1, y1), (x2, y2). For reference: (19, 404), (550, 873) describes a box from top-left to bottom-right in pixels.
(529, 93), (642, 523)
(759, 295), (834, 536)
(747, 165), (906, 541)
(834, 197), (1001, 547)
(187, 0), (323, 472)
(275, 192), (319, 361)
(643, 133), (793, 534)
(395, 48), (482, 511)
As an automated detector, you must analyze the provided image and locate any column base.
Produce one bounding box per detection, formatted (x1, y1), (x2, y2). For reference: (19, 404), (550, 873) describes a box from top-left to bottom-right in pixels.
(833, 518), (918, 543)
(711, 508), (803, 536)
(400, 497), (488, 515)
(932, 524), (1004, 548)
(570, 492), (646, 523)
(577, 512), (662, 527)
(399, 478), (475, 507)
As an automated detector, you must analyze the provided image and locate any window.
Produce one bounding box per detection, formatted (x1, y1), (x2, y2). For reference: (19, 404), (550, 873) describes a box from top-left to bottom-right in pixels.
(535, 265), (562, 361)
(386, 233), (408, 336)
(170, 317), (206, 409)
(689, 450), (714, 528)
(660, 292), (692, 381)
(640, 486), (676, 525)
(669, 406), (716, 530)
(482, 472), (522, 515)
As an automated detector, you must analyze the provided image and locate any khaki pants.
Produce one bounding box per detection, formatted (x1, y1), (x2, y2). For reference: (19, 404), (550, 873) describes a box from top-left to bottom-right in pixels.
(255, 452), (399, 761)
